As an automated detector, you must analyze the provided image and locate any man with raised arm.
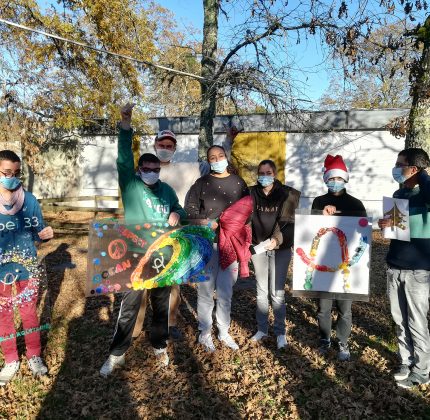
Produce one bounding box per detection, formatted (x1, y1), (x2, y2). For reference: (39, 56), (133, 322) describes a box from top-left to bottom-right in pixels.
(100, 104), (186, 376)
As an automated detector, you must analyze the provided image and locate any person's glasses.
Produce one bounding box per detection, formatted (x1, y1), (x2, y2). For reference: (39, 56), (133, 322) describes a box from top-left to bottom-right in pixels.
(139, 167), (161, 173)
(0, 170), (23, 179)
(394, 163), (410, 168)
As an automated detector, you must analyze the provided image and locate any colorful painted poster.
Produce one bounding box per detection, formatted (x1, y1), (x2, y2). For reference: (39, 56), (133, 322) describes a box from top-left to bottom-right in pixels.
(382, 196), (410, 241)
(86, 220), (215, 297)
(292, 214), (371, 301)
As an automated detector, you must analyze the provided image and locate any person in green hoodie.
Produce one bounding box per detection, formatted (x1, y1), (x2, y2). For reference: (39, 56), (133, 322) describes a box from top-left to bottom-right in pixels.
(100, 104), (186, 376)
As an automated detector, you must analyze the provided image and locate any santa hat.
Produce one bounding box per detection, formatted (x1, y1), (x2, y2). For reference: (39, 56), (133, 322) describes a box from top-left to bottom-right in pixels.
(322, 154), (349, 183)
(155, 129), (176, 144)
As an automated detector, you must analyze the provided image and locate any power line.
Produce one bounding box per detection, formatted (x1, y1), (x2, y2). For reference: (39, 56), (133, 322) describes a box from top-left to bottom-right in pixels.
(0, 17), (204, 82)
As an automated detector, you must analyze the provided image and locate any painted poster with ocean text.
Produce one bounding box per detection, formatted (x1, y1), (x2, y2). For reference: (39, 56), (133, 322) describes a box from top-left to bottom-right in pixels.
(86, 219), (214, 297)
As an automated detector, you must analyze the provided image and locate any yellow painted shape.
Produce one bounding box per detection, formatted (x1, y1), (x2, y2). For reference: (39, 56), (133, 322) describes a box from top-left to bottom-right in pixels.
(231, 131), (286, 186)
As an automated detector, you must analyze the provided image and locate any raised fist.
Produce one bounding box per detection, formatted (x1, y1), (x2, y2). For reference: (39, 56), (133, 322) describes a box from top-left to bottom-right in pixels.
(120, 103), (135, 130)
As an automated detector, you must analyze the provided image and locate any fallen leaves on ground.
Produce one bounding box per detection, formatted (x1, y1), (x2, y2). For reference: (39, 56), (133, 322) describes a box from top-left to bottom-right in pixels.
(1, 230), (430, 419)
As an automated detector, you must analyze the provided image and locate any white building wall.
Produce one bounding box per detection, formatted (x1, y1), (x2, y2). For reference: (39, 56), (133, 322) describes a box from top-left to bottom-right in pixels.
(286, 131), (403, 219)
(75, 129), (403, 218)
(31, 110), (408, 215)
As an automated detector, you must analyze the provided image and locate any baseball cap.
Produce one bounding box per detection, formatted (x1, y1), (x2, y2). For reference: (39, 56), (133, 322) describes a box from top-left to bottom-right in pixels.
(155, 130), (176, 144)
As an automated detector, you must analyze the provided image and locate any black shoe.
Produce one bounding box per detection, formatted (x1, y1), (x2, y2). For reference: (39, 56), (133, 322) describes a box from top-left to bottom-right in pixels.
(318, 339), (331, 354)
(169, 326), (182, 340)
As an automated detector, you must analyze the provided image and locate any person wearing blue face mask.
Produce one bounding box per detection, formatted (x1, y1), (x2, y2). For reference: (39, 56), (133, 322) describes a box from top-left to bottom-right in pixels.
(249, 160), (300, 349)
(311, 154), (366, 362)
(0, 150), (54, 386)
(99, 104), (187, 376)
(185, 145), (248, 352)
(378, 148), (430, 389)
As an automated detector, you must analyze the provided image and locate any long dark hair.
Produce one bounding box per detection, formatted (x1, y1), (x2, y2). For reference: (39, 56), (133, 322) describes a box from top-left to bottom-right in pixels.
(257, 159), (277, 174)
(206, 145), (238, 175)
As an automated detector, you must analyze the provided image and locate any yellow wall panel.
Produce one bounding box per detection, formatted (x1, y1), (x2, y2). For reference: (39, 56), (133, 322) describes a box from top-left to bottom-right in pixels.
(231, 131), (286, 186)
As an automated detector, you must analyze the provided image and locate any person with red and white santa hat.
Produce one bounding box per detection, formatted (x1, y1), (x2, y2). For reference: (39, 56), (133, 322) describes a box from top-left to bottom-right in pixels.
(311, 154), (367, 361)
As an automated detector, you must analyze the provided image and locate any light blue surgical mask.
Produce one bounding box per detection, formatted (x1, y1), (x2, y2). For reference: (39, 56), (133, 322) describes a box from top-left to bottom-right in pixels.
(210, 159), (228, 173)
(139, 171), (159, 185)
(258, 175), (275, 187)
(392, 167), (409, 184)
(326, 180), (345, 193)
(156, 148), (175, 163)
(0, 176), (21, 190)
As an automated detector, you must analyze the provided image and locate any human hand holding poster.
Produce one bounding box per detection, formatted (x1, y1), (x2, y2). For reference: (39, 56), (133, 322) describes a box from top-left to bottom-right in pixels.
(382, 196), (410, 241)
(292, 214), (372, 301)
(86, 219), (215, 296)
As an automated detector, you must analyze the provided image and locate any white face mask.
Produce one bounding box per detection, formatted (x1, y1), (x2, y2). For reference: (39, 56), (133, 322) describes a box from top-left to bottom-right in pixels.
(139, 171), (159, 185)
(156, 148), (175, 163)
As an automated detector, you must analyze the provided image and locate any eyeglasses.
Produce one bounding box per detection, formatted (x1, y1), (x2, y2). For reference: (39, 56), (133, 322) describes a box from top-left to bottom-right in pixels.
(139, 167), (161, 173)
(394, 163), (409, 168)
(0, 170), (23, 179)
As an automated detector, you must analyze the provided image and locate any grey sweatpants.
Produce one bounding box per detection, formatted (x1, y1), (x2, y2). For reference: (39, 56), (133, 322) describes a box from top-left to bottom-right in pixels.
(317, 298), (352, 344)
(251, 248), (292, 335)
(197, 244), (238, 337)
(387, 267), (430, 376)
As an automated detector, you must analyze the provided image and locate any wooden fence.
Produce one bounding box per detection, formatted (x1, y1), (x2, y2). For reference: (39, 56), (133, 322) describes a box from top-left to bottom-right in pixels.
(38, 195), (123, 233)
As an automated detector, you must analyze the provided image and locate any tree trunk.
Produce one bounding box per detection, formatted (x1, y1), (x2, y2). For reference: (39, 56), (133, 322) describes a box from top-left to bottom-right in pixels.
(198, 0), (219, 160)
(406, 17), (430, 154)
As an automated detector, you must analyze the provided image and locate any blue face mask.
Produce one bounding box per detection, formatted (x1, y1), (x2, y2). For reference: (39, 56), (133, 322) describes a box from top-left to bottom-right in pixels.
(210, 159), (228, 174)
(0, 176), (21, 190)
(326, 180), (345, 193)
(258, 175), (275, 187)
(392, 167), (409, 184)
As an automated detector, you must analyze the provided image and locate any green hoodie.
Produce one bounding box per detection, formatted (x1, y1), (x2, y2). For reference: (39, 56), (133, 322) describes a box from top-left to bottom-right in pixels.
(117, 128), (186, 224)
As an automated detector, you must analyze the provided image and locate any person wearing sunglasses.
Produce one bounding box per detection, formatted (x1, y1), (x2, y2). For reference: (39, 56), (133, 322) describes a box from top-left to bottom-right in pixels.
(100, 104), (186, 376)
(135, 121), (240, 342)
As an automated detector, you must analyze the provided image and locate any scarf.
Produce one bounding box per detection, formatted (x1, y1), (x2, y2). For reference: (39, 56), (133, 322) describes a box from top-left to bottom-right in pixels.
(0, 186), (25, 215)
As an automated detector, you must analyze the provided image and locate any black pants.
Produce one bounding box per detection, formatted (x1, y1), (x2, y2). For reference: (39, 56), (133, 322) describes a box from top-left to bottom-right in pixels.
(109, 286), (171, 356)
(317, 298), (352, 344)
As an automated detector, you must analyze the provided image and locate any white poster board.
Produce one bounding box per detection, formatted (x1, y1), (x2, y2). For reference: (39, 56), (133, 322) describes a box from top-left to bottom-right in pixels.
(382, 196), (410, 241)
(292, 214), (371, 301)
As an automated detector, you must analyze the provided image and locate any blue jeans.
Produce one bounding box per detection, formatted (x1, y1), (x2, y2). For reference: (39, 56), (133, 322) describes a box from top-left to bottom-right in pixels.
(197, 244), (238, 337)
(251, 248), (292, 336)
(387, 267), (430, 376)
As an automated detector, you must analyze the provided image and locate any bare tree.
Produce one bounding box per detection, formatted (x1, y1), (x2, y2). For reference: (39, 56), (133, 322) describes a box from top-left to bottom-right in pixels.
(406, 15), (430, 151)
(197, 0), (380, 158)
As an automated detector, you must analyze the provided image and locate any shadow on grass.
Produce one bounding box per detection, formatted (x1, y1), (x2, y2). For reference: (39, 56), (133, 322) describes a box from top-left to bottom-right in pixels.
(37, 295), (141, 419)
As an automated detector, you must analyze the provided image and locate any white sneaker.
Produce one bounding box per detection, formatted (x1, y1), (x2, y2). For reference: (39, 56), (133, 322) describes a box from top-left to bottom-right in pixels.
(0, 361), (20, 386)
(100, 354), (125, 377)
(27, 356), (48, 376)
(153, 347), (169, 366)
(198, 333), (216, 352)
(218, 334), (239, 351)
(277, 334), (288, 349)
(251, 331), (268, 342)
